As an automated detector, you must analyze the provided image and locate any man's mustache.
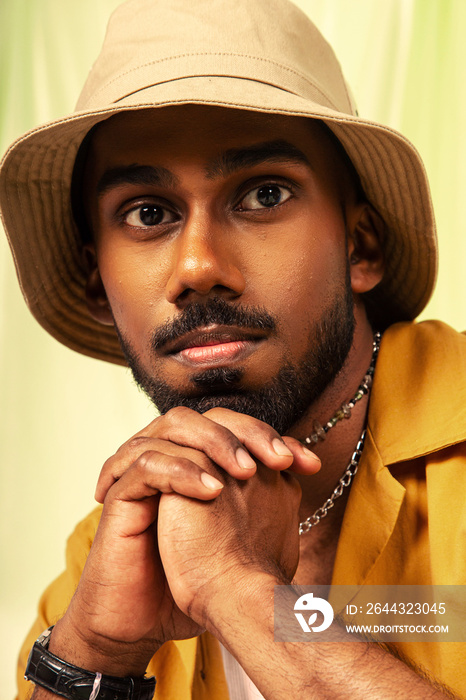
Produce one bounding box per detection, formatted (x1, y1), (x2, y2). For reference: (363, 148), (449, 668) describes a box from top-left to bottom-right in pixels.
(151, 298), (277, 351)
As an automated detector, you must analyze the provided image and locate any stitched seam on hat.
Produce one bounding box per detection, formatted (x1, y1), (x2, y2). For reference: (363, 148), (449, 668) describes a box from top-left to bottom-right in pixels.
(88, 52), (343, 111)
(114, 75), (322, 106)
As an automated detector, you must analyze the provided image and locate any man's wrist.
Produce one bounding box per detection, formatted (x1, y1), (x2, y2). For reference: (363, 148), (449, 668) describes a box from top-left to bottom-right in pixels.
(200, 570), (279, 640)
(50, 614), (158, 678)
(25, 627), (156, 700)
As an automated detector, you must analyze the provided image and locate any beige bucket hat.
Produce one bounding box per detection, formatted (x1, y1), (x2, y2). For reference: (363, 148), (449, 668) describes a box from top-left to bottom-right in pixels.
(0, 0), (437, 365)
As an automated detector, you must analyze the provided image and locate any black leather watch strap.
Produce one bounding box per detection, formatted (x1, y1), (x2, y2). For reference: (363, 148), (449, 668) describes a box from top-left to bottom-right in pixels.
(25, 627), (156, 699)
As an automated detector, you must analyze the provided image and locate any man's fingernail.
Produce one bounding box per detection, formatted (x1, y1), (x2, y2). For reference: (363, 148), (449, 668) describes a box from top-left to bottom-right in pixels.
(302, 445), (321, 462)
(272, 438), (293, 457)
(201, 472), (224, 490)
(236, 447), (256, 470)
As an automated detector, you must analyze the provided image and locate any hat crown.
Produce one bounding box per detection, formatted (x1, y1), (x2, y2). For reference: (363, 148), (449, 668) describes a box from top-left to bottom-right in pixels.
(76, 0), (354, 114)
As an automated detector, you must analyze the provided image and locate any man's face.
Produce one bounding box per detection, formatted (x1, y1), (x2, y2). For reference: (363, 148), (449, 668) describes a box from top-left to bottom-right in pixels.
(84, 106), (359, 434)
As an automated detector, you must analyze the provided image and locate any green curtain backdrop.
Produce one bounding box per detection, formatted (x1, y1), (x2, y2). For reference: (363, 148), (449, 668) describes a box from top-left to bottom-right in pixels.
(1, 1), (465, 697)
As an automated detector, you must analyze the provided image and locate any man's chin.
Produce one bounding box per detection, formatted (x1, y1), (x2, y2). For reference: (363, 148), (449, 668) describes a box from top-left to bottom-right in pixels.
(127, 361), (331, 435)
(151, 387), (299, 434)
(160, 392), (256, 416)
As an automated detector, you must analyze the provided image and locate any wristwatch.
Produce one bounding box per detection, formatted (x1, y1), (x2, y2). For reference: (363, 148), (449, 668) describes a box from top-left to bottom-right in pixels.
(25, 626), (156, 699)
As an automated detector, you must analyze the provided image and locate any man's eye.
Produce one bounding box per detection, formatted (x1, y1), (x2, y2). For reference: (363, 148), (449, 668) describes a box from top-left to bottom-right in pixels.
(239, 184), (292, 210)
(124, 204), (175, 227)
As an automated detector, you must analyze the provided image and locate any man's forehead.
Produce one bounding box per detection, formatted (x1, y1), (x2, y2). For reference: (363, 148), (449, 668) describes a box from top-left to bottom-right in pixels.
(85, 105), (346, 184)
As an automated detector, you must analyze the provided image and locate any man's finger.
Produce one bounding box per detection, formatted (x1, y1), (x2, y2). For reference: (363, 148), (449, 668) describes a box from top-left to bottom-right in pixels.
(203, 407), (321, 474)
(96, 450), (224, 505)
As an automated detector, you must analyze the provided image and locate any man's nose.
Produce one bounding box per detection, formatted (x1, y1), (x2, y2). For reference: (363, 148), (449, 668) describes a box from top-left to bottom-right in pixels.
(165, 215), (246, 304)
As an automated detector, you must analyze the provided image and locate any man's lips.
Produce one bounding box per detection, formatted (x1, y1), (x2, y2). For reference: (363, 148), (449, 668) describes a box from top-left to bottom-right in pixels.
(161, 325), (268, 367)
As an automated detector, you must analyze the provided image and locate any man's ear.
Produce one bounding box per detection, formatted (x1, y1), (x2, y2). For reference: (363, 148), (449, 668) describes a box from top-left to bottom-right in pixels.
(83, 244), (114, 326)
(347, 203), (384, 294)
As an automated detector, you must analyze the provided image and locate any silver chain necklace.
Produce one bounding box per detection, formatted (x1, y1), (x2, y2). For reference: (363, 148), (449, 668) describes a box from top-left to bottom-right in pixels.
(298, 333), (380, 535)
(299, 428), (366, 534)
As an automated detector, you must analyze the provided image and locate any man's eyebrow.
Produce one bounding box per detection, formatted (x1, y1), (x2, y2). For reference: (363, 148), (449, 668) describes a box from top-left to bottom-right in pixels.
(97, 164), (179, 195)
(205, 140), (312, 179)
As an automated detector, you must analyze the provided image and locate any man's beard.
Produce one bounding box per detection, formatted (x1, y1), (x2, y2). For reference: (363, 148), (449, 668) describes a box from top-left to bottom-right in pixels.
(116, 272), (355, 435)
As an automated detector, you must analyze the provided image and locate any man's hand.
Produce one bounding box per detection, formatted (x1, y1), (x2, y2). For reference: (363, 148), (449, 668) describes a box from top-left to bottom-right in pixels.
(95, 406), (320, 503)
(157, 460), (302, 630)
(49, 407), (318, 677)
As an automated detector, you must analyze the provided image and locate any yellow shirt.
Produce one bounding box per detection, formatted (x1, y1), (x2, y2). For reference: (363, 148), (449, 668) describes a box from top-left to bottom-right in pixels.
(17, 320), (466, 699)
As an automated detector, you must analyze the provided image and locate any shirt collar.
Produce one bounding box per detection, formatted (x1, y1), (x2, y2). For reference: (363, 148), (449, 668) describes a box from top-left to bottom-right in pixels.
(368, 320), (466, 464)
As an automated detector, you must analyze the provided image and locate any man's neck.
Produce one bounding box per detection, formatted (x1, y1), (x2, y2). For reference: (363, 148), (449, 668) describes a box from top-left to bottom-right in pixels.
(289, 316), (375, 524)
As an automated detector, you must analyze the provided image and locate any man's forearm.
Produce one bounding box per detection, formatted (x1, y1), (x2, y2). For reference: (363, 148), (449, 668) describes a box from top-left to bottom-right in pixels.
(207, 578), (461, 700)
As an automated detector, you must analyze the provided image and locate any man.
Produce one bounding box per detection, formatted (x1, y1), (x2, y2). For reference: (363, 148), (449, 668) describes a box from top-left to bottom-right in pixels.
(1, 0), (465, 698)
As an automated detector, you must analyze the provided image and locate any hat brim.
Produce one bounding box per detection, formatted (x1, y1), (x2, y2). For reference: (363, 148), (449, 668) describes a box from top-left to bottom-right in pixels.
(0, 75), (437, 365)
